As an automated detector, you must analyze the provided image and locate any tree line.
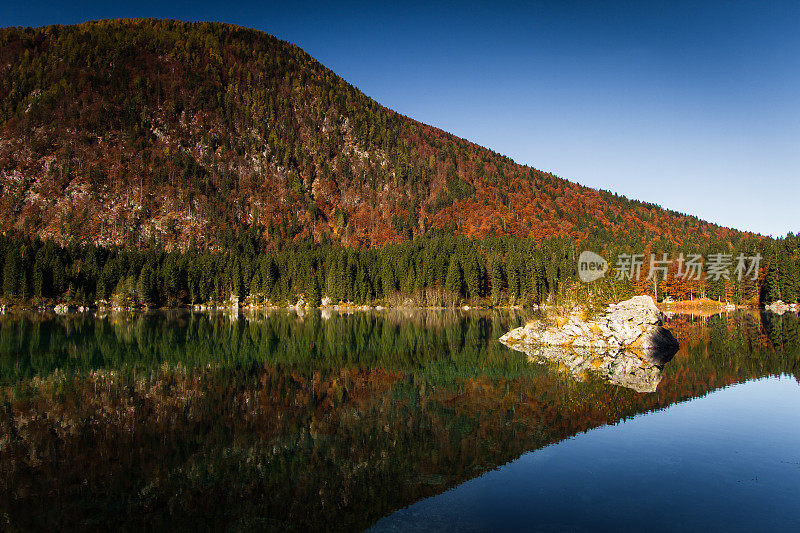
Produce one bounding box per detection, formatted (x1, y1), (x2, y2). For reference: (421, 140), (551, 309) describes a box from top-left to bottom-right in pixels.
(1, 230), (798, 308)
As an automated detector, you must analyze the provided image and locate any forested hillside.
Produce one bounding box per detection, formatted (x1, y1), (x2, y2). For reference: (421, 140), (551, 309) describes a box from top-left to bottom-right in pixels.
(2, 19), (798, 308)
(1, 19), (747, 249)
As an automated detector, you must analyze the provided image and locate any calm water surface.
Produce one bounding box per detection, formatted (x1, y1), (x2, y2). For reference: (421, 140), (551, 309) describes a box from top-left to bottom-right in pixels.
(1, 309), (798, 530)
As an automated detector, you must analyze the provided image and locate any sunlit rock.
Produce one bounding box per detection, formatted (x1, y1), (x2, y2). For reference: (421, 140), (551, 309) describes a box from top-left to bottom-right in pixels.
(500, 295), (678, 351)
(766, 300), (790, 314)
(53, 303), (73, 314)
(499, 295), (679, 392)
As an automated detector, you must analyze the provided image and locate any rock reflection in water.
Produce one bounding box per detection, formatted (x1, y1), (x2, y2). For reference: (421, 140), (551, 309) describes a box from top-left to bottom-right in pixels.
(508, 344), (678, 393)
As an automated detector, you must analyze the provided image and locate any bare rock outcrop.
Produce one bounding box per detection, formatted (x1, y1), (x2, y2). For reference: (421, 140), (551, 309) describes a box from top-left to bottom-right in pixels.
(765, 300), (794, 314)
(500, 295), (679, 392)
(500, 295), (678, 351)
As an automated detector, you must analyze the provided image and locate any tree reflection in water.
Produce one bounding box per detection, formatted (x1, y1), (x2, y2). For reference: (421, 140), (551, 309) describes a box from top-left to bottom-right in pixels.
(1, 309), (798, 530)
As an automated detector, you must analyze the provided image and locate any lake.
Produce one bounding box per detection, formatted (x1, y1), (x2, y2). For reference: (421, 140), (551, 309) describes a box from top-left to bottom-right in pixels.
(1, 309), (798, 531)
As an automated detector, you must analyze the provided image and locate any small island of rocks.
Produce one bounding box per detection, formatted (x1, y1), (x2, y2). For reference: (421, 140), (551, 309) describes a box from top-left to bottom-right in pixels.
(500, 295), (680, 393)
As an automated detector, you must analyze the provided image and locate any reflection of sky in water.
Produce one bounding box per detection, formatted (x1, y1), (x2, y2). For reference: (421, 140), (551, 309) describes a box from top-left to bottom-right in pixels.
(372, 377), (800, 532)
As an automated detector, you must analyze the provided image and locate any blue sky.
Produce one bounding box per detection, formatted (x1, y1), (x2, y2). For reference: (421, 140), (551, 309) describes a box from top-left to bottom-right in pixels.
(2, 1), (798, 236)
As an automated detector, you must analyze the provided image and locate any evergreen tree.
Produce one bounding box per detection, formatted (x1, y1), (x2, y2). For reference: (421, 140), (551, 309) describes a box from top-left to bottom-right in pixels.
(2, 248), (19, 298)
(490, 256), (504, 306)
(445, 256), (462, 297)
(765, 259), (781, 303)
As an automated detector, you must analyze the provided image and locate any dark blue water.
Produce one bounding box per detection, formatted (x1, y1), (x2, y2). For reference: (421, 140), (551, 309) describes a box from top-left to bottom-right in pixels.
(372, 377), (800, 532)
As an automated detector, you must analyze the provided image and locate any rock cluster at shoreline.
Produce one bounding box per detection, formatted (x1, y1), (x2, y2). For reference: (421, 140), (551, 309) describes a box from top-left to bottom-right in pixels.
(765, 300), (797, 315)
(499, 295), (680, 393)
(500, 295), (679, 351)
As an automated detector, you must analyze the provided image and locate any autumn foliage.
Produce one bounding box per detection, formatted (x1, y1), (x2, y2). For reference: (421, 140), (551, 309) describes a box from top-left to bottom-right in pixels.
(0, 19), (758, 250)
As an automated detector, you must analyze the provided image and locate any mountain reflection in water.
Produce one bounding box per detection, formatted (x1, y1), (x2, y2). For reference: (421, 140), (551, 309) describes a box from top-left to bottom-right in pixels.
(1, 309), (798, 530)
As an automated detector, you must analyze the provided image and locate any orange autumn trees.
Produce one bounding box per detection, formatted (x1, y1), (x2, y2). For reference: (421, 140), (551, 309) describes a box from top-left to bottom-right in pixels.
(1, 20), (759, 252)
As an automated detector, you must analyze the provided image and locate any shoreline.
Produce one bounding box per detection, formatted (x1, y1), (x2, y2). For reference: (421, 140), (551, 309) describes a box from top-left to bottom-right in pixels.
(0, 302), (794, 317)
(0, 302), (532, 315)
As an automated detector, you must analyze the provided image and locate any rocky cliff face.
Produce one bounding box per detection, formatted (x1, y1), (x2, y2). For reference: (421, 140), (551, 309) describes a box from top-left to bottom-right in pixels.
(500, 295), (679, 392)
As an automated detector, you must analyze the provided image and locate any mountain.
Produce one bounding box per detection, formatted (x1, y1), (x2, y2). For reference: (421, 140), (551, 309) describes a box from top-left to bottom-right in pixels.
(0, 19), (753, 250)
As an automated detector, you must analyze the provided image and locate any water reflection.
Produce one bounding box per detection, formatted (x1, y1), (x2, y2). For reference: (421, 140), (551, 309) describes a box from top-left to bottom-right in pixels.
(0, 310), (798, 530)
(516, 344), (677, 393)
(0, 308), (533, 382)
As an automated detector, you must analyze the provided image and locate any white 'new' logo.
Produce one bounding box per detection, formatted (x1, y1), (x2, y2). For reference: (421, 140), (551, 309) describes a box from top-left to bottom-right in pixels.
(578, 251), (608, 282)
